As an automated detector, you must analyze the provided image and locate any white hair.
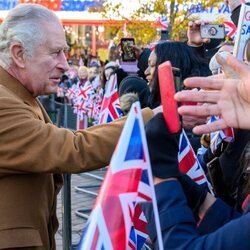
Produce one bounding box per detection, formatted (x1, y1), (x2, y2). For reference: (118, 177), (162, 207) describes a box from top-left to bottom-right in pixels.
(0, 4), (60, 67)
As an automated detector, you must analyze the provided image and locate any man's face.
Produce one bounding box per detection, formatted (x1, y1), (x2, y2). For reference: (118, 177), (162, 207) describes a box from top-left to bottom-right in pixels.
(22, 21), (69, 96)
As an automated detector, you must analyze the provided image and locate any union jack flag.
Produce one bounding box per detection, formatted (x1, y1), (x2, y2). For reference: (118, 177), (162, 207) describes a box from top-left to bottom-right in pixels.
(178, 129), (209, 186)
(66, 84), (78, 99)
(78, 102), (163, 250)
(209, 116), (234, 154)
(66, 80), (96, 120)
(98, 74), (123, 124)
(156, 16), (169, 31)
(224, 21), (237, 39)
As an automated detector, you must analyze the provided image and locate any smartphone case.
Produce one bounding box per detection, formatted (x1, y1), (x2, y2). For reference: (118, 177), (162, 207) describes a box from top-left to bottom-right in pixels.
(158, 61), (181, 134)
(200, 24), (225, 39)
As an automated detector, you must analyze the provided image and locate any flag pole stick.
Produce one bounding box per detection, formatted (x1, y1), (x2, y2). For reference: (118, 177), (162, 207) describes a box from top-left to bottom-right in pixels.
(138, 105), (164, 250)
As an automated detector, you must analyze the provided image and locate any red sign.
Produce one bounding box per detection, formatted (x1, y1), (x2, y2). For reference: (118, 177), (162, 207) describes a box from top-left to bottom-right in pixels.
(18, 0), (61, 11)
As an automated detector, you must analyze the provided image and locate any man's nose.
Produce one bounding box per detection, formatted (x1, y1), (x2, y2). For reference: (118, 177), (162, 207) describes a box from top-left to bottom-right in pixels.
(58, 51), (69, 72)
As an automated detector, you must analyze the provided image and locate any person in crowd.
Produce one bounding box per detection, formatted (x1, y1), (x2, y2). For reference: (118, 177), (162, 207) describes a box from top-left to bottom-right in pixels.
(145, 41), (211, 108)
(145, 41), (211, 152)
(101, 61), (119, 91)
(118, 75), (150, 114)
(101, 61), (128, 92)
(132, 45), (151, 80)
(186, 20), (225, 63)
(142, 112), (250, 249)
(88, 61), (100, 82)
(0, 4), (158, 249)
(77, 65), (89, 86)
(108, 44), (121, 63)
(55, 74), (71, 103)
(65, 59), (78, 82)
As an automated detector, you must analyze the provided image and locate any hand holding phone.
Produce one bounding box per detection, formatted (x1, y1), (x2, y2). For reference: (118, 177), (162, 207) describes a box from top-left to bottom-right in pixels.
(121, 38), (136, 62)
(158, 61), (181, 134)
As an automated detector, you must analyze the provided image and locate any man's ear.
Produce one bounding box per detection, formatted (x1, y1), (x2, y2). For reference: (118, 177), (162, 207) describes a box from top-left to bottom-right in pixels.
(10, 43), (26, 68)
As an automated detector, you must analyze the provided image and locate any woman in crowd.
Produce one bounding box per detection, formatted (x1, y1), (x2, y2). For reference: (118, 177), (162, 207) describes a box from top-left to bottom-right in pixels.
(144, 41), (211, 152)
(145, 41), (211, 108)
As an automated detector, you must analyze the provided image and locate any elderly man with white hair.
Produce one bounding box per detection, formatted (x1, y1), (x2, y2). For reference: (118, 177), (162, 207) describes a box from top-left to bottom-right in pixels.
(0, 4), (157, 249)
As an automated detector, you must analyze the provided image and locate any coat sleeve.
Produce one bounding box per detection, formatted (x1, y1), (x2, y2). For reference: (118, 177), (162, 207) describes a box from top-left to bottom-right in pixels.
(143, 181), (250, 250)
(0, 94), (154, 174)
(197, 198), (241, 235)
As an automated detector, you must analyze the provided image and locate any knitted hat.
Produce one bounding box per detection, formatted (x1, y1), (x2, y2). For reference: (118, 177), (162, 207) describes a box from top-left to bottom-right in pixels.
(145, 113), (180, 179)
(118, 76), (150, 109)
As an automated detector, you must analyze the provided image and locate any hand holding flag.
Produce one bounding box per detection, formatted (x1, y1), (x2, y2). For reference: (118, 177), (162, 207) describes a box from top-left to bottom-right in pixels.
(78, 102), (163, 250)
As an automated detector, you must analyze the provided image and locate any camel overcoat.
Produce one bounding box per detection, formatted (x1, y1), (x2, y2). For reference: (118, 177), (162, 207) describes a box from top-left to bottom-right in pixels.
(0, 67), (153, 249)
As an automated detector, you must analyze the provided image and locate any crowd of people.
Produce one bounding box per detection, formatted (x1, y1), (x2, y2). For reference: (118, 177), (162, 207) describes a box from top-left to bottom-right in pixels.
(0, 0), (250, 249)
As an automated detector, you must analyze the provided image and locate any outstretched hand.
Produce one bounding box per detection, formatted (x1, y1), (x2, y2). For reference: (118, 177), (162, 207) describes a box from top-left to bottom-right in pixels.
(175, 54), (250, 134)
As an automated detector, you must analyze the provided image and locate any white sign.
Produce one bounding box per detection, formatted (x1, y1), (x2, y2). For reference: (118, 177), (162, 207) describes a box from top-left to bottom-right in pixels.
(233, 1), (250, 60)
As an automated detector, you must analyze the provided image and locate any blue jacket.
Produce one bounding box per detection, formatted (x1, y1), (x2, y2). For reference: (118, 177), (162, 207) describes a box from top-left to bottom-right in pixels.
(143, 181), (250, 249)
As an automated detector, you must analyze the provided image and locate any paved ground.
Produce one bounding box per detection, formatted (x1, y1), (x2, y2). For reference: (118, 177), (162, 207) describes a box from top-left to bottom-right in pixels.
(55, 169), (107, 250)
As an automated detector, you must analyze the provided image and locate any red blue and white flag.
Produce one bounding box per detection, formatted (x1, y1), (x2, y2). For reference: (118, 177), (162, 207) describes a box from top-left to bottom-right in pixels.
(157, 16), (169, 31)
(66, 80), (96, 120)
(178, 129), (209, 187)
(224, 21), (237, 40)
(209, 116), (234, 154)
(98, 74), (123, 124)
(78, 102), (163, 250)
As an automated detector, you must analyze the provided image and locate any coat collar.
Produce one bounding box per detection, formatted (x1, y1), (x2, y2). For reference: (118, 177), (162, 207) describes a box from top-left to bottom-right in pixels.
(0, 66), (51, 122)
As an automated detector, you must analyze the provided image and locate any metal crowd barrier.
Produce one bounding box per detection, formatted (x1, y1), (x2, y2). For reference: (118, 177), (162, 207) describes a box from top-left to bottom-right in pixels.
(39, 95), (77, 250)
(74, 172), (105, 220)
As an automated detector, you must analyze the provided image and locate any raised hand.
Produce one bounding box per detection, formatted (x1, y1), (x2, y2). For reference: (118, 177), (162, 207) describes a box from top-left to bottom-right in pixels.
(187, 20), (210, 46)
(175, 54), (250, 134)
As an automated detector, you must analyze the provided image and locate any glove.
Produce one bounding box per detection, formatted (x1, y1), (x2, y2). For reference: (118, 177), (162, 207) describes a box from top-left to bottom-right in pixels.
(145, 113), (180, 179)
(179, 174), (208, 216)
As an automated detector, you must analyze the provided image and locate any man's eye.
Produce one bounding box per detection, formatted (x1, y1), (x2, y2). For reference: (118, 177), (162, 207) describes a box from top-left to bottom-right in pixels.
(53, 50), (61, 55)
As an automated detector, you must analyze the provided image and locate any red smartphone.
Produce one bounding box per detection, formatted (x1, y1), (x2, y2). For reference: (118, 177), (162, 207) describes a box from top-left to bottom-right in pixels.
(158, 61), (181, 134)
(120, 38), (136, 62)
